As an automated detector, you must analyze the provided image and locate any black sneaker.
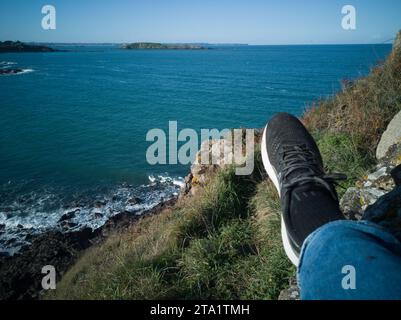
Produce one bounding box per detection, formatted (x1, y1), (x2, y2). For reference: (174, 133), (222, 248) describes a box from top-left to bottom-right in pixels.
(261, 113), (345, 265)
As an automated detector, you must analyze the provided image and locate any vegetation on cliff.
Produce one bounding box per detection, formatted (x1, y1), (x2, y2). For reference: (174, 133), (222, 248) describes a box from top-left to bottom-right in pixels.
(49, 33), (401, 300)
(0, 41), (58, 53)
(304, 34), (401, 192)
(122, 42), (206, 50)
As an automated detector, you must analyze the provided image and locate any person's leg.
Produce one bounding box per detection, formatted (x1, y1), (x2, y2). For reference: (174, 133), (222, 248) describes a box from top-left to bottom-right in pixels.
(299, 185), (401, 300)
(298, 219), (401, 300)
(261, 113), (401, 300)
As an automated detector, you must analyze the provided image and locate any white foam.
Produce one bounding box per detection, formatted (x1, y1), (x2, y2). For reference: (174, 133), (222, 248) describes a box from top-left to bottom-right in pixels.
(0, 174), (183, 255)
(20, 69), (34, 74)
(172, 178), (185, 188)
(0, 61), (17, 67)
(148, 174), (184, 188)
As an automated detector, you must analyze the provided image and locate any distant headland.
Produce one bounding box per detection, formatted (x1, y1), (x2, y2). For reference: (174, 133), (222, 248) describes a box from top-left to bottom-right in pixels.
(0, 41), (59, 53)
(121, 42), (208, 50)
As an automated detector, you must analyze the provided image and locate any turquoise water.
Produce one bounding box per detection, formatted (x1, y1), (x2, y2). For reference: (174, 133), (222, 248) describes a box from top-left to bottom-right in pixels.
(0, 44), (392, 253)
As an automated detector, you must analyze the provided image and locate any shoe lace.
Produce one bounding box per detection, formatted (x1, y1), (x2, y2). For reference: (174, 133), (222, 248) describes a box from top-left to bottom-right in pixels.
(279, 144), (347, 201)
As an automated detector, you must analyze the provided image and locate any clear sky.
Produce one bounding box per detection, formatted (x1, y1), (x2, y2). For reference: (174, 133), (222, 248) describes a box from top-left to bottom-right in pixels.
(0, 0), (400, 44)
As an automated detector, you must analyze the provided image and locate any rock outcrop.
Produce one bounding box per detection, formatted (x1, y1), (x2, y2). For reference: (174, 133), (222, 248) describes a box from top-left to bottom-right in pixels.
(186, 138), (244, 194)
(181, 130), (259, 196)
(278, 277), (300, 300)
(376, 110), (401, 160)
(341, 128), (401, 220)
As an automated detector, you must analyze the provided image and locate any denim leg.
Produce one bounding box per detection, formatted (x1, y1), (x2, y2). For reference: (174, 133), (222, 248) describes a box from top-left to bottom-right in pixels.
(297, 220), (401, 300)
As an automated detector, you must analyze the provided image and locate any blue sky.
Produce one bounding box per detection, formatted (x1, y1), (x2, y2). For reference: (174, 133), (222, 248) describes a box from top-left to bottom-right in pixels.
(0, 0), (400, 44)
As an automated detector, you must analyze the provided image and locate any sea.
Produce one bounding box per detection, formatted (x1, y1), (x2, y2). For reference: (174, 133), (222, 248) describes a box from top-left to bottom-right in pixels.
(0, 43), (392, 254)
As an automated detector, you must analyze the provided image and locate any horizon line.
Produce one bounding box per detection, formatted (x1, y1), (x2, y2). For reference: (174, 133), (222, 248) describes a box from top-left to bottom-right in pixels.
(3, 40), (394, 47)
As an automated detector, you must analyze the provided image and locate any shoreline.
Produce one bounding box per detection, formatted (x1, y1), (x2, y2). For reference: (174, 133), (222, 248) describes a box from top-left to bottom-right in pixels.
(0, 175), (184, 257)
(0, 196), (178, 300)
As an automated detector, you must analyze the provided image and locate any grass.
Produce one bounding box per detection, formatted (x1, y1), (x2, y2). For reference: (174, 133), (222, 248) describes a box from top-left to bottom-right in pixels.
(48, 166), (293, 300)
(49, 36), (401, 300)
(304, 46), (401, 187)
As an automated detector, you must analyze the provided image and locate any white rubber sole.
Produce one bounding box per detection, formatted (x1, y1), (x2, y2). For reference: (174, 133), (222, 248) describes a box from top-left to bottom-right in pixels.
(261, 124), (300, 267)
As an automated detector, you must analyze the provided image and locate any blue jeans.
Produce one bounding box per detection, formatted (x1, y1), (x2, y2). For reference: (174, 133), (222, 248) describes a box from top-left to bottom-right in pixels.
(298, 187), (401, 300)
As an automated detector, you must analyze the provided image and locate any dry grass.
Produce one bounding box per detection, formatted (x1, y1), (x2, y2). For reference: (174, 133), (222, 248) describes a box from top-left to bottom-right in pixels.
(303, 50), (401, 158)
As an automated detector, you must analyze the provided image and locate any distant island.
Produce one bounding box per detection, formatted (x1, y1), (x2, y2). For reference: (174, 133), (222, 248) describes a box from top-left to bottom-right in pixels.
(121, 42), (208, 50)
(0, 41), (59, 53)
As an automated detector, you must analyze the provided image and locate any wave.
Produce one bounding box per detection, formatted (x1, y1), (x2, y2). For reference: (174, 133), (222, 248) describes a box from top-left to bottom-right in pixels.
(0, 61), (17, 68)
(148, 174), (185, 188)
(0, 61), (34, 76)
(0, 174), (184, 255)
(19, 68), (34, 75)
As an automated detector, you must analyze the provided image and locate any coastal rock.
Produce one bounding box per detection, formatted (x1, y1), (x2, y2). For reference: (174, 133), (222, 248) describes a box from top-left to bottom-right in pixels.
(182, 129), (263, 198)
(340, 187), (364, 220)
(341, 141), (401, 220)
(188, 136), (248, 196)
(383, 141), (401, 167)
(376, 110), (401, 160)
(127, 197), (142, 205)
(60, 221), (78, 230)
(0, 68), (24, 75)
(58, 210), (76, 222)
(341, 173), (392, 220)
(278, 277), (300, 300)
(0, 227), (99, 300)
(190, 140), (223, 195)
(179, 173), (193, 197)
